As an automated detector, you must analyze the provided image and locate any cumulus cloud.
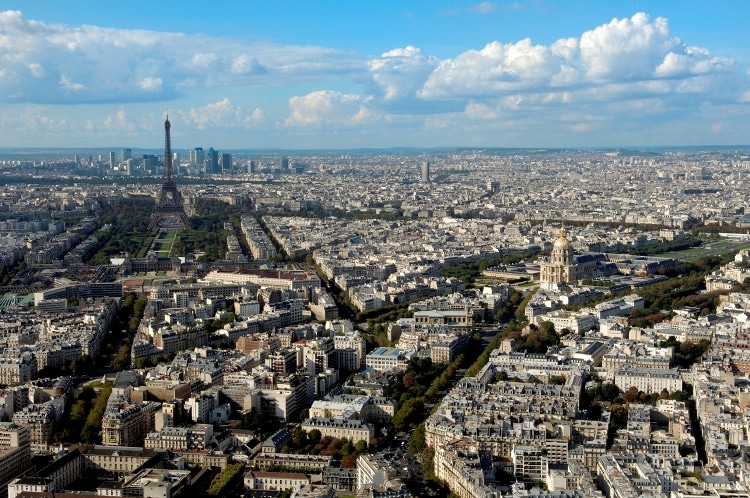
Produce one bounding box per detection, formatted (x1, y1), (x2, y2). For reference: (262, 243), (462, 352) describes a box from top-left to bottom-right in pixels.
(419, 12), (736, 106)
(230, 55), (266, 75)
(465, 102), (500, 120)
(178, 97), (268, 130)
(285, 91), (367, 127)
(0, 9), (747, 147)
(139, 77), (163, 91)
(60, 75), (85, 91)
(421, 37), (573, 98)
(102, 107), (138, 133)
(0, 10), (357, 105)
(368, 46), (440, 102)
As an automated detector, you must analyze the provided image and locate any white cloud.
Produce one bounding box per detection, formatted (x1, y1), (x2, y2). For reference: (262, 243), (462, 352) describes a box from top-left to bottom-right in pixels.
(60, 75), (85, 91)
(579, 13), (673, 82)
(469, 2), (497, 14)
(242, 107), (266, 127)
(0, 10), (357, 105)
(569, 123), (591, 132)
(102, 107), (138, 133)
(0, 9), (746, 148)
(417, 10), (740, 123)
(139, 77), (163, 91)
(421, 38), (569, 98)
(178, 97), (268, 130)
(369, 46), (440, 102)
(26, 63), (45, 78)
(285, 91), (366, 127)
(230, 55), (265, 75)
(465, 102), (499, 120)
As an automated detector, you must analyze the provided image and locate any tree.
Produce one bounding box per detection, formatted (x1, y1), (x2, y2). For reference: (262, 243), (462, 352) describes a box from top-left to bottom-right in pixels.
(409, 422), (427, 454)
(495, 370), (509, 382)
(207, 463), (245, 496)
(355, 439), (368, 454)
(609, 403), (628, 430)
(623, 386), (639, 404)
(393, 398), (425, 431)
(341, 454), (357, 468)
(549, 375), (567, 385)
(670, 390), (691, 403)
(340, 440), (353, 456)
(539, 321), (556, 337)
(601, 383), (621, 402)
(308, 429), (322, 445)
(402, 371), (418, 389)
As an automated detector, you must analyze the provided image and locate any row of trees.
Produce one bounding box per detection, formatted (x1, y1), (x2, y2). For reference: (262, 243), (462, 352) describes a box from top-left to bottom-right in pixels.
(207, 463), (245, 496)
(439, 253), (534, 286)
(109, 293), (149, 370)
(658, 336), (711, 368)
(278, 428), (369, 467)
(625, 236), (703, 256)
(52, 382), (113, 444)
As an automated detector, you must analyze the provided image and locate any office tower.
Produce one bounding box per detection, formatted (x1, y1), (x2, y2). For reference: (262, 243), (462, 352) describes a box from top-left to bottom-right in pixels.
(190, 147), (204, 166)
(142, 154), (158, 174)
(122, 148), (132, 163)
(249, 160), (256, 174)
(74, 154), (80, 166)
(206, 148), (219, 174)
(149, 115), (189, 228)
(220, 153), (232, 174)
(421, 161), (430, 183)
(281, 156), (289, 172)
(109, 152), (115, 169)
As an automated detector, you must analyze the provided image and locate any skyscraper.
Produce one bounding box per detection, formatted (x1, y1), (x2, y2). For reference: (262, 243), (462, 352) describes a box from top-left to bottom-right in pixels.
(190, 147), (204, 167)
(421, 161), (430, 183)
(122, 148), (132, 163)
(220, 153), (232, 174)
(206, 148), (219, 174)
(109, 152), (115, 169)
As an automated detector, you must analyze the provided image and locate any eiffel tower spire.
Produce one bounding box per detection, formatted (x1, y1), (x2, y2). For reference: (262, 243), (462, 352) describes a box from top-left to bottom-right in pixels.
(149, 115), (189, 229)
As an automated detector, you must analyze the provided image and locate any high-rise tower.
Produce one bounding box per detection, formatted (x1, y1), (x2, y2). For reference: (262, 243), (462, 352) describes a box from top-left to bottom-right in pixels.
(149, 115), (189, 229)
(421, 161), (430, 183)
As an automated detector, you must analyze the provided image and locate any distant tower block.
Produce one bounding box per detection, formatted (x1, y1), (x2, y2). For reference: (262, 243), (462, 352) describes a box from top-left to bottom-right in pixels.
(421, 161), (430, 183)
(149, 115), (190, 229)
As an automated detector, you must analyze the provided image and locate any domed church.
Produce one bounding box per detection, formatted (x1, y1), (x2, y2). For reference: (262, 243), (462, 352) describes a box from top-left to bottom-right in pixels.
(540, 227), (577, 288)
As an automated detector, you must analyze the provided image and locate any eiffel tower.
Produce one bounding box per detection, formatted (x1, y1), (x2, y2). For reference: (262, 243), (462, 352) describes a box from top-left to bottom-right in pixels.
(149, 115), (189, 229)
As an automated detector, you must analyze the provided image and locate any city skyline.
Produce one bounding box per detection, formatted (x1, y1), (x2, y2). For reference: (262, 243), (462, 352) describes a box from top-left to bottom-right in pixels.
(1, 1), (749, 149)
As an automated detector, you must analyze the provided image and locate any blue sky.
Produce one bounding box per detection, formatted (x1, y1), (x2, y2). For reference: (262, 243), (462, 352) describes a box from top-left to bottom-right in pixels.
(1, 1), (748, 149)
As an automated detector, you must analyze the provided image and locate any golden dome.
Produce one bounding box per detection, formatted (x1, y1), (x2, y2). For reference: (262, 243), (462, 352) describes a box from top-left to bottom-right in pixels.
(553, 227), (569, 249)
